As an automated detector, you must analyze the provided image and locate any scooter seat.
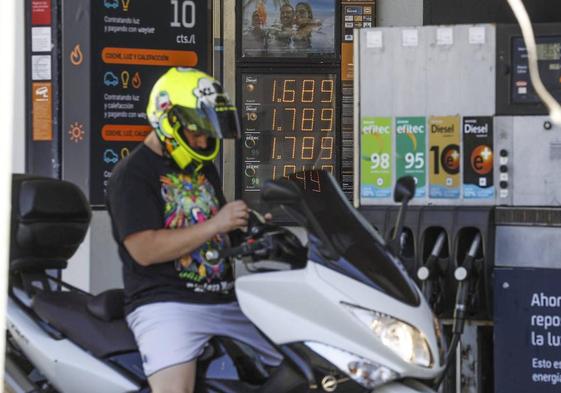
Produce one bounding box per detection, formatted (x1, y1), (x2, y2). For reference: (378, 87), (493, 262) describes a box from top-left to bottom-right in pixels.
(32, 290), (138, 358)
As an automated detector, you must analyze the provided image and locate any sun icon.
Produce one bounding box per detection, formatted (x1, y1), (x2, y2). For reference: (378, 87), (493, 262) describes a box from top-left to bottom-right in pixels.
(69, 122), (85, 143)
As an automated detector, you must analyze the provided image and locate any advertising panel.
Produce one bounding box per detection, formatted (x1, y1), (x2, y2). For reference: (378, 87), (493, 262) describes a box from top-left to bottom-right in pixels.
(61, 0), (212, 204)
(241, 0), (336, 59)
(495, 268), (561, 393)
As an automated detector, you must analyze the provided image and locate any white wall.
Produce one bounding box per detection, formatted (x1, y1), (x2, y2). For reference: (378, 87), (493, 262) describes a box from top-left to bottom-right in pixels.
(376, 0), (423, 26)
(2, 0), (19, 382)
(64, 211), (124, 294)
(13, 0), (25, 174)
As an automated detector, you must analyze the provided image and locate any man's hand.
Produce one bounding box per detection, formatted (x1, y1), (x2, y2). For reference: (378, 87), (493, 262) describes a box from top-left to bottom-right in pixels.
(210, 200), (250, 233)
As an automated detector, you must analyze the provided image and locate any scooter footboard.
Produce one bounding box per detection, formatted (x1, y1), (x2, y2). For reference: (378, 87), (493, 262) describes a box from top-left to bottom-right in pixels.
(375, 380), (436, 393)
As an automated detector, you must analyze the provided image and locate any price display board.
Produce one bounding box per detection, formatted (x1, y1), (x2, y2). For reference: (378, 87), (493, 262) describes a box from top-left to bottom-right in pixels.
(240, 72), (339, 212)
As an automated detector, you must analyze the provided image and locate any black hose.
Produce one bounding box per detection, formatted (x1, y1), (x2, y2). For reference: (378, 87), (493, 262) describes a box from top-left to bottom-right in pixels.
(434, 232), (482, 390)
(434, 334), (461, 389)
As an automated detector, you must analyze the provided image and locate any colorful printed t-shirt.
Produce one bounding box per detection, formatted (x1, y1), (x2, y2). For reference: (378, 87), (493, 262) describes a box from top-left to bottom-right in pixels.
(107, 144), (235, 315)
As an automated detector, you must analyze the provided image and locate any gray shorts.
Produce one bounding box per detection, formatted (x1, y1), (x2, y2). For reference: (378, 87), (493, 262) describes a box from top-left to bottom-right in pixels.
(126, 301), (283, 376)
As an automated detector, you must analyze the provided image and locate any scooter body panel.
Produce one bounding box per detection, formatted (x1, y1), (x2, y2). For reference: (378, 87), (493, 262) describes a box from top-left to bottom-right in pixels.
(7, 298), (139, 393)
(236, 261), (443, 381)
(313, 260), (442, 367)
(375, 380), (436, 393)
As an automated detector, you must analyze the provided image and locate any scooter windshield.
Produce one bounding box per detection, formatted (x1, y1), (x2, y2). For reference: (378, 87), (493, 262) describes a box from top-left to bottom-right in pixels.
(283, 170), (419, 307)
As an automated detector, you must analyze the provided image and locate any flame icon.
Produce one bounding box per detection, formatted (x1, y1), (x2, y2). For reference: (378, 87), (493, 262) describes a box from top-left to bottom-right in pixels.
(121, 0), (131, 11)
(121, 148), (130, 158)
(407, 132), (418, 151)
(70, 44), (84, 66)
(121, 71), (130, 88)
(132, 72), (141, 89)
(372, 132), (385, 152)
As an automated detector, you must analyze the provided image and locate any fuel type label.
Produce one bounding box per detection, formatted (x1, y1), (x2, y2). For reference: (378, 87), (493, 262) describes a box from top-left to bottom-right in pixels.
(428, 116), (461, 199)
(463, 117), (494, 199)
(361, 117), (393, 199)
(396, 117), (426, 198)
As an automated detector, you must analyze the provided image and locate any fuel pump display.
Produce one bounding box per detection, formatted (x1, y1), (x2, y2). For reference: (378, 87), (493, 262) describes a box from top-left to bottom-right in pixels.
(511, 37), (561, 105)
(241, 73), (339, 210)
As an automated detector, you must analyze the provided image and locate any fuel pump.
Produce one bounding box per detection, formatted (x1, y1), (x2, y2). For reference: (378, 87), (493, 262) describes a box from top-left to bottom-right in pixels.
(435, 231), (484, 392)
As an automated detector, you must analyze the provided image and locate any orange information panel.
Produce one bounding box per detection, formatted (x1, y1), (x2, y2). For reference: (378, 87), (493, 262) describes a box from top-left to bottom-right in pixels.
(32, 82), (52, 141)
(102, 47), (198, 67)
(341, 43), (354, 81)
(102, 124), (152, 142)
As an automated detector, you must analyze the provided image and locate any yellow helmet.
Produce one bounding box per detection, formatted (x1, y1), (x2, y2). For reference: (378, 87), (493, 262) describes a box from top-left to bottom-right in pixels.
(146, 67), (240, 169)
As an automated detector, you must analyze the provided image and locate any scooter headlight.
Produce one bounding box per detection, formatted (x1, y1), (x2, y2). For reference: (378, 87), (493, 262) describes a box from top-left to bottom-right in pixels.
(342, 303), (433, 368)
(305, 342), (398, 389)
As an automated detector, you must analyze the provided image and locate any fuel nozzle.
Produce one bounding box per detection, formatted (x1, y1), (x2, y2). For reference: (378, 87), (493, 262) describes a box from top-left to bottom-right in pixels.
(417, 231), (447, 282)
(417, 231), (449, 311)
(452, 232), (482, 335)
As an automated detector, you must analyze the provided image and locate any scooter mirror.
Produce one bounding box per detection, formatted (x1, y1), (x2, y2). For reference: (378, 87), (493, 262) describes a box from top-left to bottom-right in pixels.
(261, 179), (301, 204)
(393, 176), (416, 203)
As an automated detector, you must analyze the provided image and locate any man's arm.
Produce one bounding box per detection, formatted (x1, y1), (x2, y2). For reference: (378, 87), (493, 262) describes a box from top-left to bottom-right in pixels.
(124, 200), (249, 266)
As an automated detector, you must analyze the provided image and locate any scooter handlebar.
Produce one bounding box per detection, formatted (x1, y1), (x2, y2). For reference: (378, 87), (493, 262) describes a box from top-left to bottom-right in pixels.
(205, 238), (270, 262)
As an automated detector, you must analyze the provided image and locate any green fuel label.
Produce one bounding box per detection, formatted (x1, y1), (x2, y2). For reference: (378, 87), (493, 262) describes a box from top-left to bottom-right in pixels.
(361, 117), (393, 199)
(396, 117), (426, 198)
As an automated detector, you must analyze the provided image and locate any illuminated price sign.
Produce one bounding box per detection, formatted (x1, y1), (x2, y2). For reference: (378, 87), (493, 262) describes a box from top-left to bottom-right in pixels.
(241, 73), (338, 210)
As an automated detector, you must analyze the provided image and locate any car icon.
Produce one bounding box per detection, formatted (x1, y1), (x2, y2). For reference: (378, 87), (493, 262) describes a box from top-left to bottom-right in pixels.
(104, 0), (119, 9)
(104, 72), (119, 87)
(104, 149), (119, 164)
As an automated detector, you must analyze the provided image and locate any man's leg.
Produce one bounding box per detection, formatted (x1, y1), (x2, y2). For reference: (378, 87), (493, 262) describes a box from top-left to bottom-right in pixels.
(148, 360), (197, 393)
(206, 302), (283, 366)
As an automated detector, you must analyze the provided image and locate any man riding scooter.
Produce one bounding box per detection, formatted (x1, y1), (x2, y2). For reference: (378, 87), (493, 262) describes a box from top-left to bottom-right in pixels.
(106, 67), (283, 393)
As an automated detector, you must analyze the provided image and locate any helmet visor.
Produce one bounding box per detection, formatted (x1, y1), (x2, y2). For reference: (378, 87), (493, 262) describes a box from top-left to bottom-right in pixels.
(171, 96), (240, 140)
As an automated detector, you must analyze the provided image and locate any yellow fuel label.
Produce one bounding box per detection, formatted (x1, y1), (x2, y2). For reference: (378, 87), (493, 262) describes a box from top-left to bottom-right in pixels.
(428, 116), (461, 199)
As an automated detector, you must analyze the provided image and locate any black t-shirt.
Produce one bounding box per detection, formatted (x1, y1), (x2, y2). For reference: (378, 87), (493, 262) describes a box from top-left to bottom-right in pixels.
(107, 143), (235, 315)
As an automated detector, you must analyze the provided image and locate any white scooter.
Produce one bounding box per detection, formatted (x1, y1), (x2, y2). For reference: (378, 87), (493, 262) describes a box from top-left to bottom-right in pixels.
(6, 170), (446, 393)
